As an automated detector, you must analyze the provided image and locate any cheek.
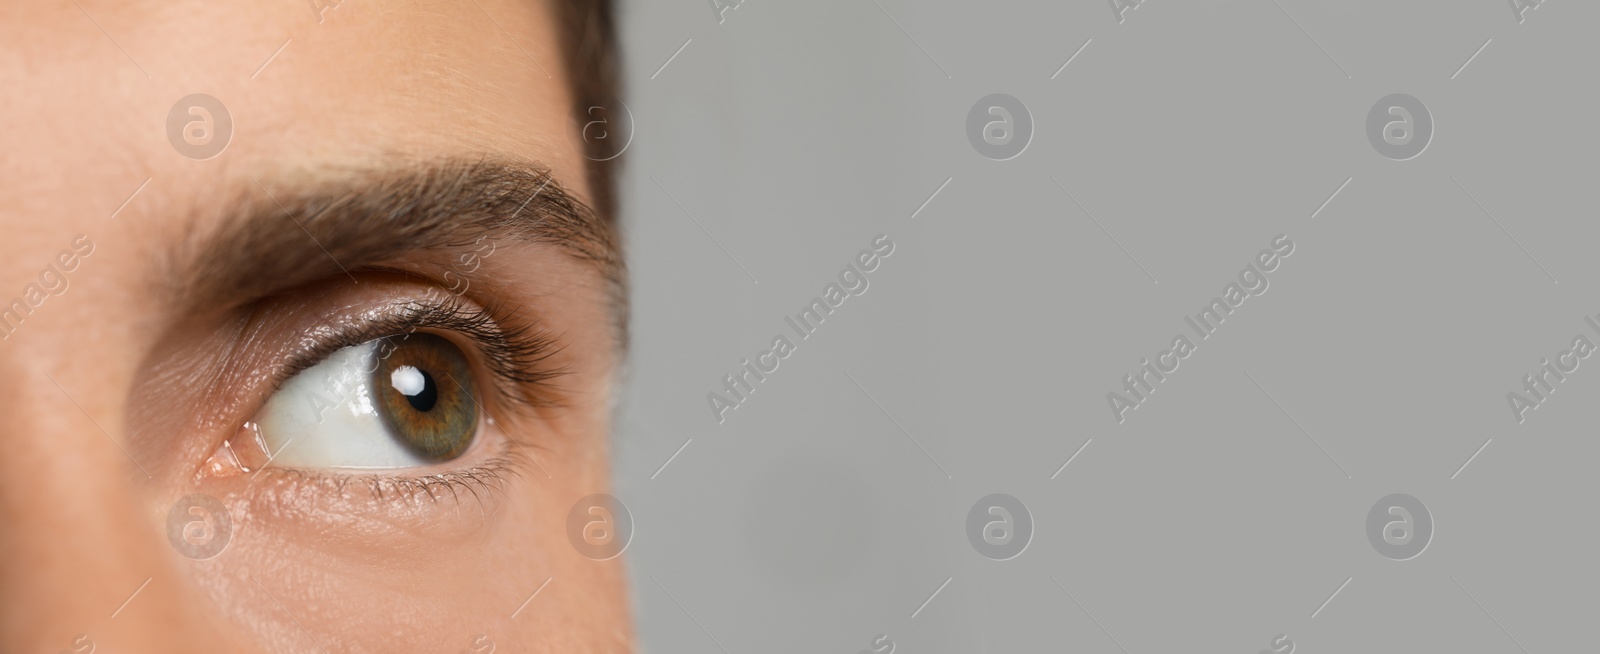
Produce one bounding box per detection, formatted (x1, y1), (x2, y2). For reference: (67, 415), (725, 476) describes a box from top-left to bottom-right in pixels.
(183, 455), (631, 649)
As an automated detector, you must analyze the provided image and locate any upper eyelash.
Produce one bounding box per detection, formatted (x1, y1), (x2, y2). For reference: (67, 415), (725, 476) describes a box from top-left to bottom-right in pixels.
(386, 294), (570, 404)
(273, 291), (570, 412)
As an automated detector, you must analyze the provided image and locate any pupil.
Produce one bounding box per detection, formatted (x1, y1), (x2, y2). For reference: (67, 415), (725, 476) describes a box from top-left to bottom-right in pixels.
(390, 365), (438, 412)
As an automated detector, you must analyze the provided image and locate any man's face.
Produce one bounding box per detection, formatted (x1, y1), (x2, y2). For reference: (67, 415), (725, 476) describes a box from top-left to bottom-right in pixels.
(0, 1), (629, 652)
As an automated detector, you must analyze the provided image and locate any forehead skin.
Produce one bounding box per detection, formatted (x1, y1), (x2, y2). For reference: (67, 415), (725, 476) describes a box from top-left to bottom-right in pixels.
(0, 0), (587, 206)
(0, 2), (625, 653)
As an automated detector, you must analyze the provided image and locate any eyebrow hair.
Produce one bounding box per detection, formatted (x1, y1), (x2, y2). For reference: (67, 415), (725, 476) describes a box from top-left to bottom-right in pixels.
(161, 158), (626, 336)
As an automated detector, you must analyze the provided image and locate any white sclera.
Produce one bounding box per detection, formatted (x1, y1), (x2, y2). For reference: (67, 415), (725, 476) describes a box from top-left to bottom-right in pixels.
(256, 342), (430, 469)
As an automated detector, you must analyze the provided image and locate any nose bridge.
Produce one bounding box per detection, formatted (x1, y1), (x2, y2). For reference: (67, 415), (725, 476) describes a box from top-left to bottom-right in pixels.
(0, 357), (215, 652)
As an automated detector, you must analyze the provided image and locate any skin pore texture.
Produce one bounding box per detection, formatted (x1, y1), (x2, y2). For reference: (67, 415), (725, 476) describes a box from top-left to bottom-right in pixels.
(0, 1), (630, 652)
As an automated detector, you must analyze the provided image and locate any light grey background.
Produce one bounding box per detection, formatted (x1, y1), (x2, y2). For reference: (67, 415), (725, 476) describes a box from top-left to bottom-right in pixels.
(613, 1), (1593, 652)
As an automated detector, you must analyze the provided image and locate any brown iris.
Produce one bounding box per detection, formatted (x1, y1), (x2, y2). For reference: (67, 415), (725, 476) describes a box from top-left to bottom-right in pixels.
(372, 333), (478, 462)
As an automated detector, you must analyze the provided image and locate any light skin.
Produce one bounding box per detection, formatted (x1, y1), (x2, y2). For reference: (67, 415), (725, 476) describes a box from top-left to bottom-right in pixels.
(0, 1), (629, 652)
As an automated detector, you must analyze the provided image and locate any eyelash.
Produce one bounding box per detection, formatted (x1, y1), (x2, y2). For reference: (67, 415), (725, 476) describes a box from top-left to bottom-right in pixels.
(262, 452), (531, 508)
(275, 291), (569, 410)
(247, 288), (564, 505)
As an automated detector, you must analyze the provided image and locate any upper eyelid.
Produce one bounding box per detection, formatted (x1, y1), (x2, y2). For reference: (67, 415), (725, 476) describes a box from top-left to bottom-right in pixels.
(385, 237), (497, 295)
(265, 285), (570, 416)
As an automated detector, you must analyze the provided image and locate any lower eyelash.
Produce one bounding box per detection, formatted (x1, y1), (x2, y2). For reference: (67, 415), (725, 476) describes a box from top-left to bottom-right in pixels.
(252, 432), (542, 512)
(365, 457), (519, 506)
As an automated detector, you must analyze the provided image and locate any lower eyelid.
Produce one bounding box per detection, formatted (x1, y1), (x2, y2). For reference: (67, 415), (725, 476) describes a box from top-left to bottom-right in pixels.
(251, 447), (524, 528)
(209, 456), (525, 550)
(212, 416), (521, 516)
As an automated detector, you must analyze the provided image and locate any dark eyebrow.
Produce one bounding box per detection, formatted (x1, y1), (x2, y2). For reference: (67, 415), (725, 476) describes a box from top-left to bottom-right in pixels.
(160, 158), (625, 319)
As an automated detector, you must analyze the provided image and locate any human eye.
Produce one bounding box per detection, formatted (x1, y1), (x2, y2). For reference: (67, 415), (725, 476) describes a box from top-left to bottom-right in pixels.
(253, 332), (480, 469)
(202, 285), (565, 491)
